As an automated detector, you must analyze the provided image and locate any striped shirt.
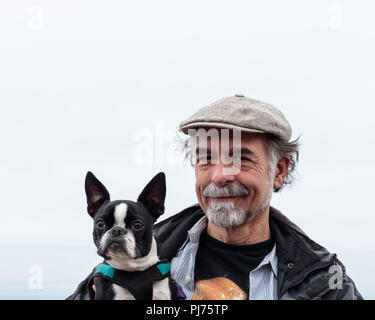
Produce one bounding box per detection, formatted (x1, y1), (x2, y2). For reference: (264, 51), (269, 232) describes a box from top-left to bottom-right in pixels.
(170, 216), (278, 300)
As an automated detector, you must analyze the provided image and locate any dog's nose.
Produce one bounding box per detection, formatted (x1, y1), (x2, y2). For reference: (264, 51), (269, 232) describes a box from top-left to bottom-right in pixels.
(110, 227), (126, 237)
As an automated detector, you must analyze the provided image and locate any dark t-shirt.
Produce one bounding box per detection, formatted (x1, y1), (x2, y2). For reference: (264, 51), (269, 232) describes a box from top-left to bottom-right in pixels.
(193, 230), (274, 300)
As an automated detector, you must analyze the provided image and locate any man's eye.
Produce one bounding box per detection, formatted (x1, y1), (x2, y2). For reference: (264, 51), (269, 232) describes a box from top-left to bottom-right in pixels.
(197, 155), (219, 165)
(234, 155), (252, 162)
(96, 220), (105, 229)
(132, 220), (144, 231)
(198, 155), (211, 163)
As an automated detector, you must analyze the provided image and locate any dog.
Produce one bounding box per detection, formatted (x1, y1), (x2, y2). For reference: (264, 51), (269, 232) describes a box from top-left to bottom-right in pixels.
(84, 171), (177, 300)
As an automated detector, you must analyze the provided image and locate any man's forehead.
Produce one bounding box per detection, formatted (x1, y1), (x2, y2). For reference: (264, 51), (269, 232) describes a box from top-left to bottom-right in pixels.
(195, 146), (255, 157)
(193, 128), (267, 148)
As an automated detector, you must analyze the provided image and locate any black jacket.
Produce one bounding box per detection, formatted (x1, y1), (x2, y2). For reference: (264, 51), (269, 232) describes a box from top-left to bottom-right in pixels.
(67, 204), (363, 300)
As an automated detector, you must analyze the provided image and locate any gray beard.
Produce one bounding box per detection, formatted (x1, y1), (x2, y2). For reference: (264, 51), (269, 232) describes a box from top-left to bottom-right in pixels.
(204, 182), (273, 228)
(205, 201), (248, 228)
(203, 161), (276, 228)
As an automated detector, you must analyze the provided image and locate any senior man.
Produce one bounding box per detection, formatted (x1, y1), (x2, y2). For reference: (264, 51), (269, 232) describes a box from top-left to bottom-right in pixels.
(68, 94), (362, 300)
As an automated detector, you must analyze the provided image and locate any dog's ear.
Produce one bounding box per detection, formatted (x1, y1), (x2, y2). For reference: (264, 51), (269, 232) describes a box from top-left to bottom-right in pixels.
(137, 172), (166, 221)
(85, 171), (110, 218)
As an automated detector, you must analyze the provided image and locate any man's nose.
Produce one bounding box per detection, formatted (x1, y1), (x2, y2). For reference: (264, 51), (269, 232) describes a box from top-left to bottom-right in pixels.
(211, 163), (236, 185)
(110, 227), (126, 237)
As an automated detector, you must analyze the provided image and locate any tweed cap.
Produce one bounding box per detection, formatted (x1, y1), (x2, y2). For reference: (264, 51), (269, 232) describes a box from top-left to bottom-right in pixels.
(179, 94), (292, 141)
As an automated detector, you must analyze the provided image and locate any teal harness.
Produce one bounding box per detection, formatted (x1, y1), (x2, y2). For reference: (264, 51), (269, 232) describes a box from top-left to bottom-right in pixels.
(93, 260), (171, 300)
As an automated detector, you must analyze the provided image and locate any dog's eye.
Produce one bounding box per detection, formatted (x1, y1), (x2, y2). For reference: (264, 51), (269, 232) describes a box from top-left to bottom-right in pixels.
(96, 220), (105, 229)
(132, 220), (144, 231)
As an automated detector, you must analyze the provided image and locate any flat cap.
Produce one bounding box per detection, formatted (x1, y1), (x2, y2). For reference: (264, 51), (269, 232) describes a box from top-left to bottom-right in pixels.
(179, 94), (292, 141)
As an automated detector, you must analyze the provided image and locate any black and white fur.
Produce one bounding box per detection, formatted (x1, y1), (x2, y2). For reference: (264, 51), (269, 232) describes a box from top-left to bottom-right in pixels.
(85, 171), (172, 300)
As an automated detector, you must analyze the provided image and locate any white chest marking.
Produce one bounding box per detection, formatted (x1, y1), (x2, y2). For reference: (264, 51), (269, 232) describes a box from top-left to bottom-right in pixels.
(114, 203), (128, 228)
(153, 278), (171, 300)
(113, 284), (135, 300)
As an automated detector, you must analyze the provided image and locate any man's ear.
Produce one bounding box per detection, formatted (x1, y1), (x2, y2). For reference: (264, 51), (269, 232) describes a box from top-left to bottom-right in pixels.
(85, 171), (110, 218)
(137, 172), (166, 221)
(273, 155), (291, 191)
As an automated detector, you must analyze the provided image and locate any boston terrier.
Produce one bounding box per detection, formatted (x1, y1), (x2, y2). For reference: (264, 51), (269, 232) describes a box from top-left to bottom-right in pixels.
(85, 171), (177, 300)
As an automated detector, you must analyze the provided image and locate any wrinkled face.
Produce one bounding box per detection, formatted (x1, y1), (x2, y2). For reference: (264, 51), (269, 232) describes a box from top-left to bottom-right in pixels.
(194, 131), (276, 227)
(93, 200), (154, 260)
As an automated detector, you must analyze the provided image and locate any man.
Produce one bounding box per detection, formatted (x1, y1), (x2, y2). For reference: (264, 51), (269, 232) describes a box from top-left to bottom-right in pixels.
(68, 94), (362, 300)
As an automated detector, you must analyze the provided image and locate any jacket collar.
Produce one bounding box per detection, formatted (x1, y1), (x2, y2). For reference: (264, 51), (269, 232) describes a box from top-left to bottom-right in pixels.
(268, 206), (336, 295)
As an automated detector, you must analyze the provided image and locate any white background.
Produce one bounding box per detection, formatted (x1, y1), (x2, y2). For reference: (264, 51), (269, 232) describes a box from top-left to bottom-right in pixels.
(0, 0), (374, 299)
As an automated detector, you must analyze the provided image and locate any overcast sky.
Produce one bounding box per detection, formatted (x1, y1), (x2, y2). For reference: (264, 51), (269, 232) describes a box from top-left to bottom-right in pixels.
(0, 0), (374, 298)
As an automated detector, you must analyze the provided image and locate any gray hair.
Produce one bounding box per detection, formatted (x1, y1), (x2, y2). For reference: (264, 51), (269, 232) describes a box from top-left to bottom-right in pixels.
(264, 133), (301, 192)
(178, 131), (301, 193)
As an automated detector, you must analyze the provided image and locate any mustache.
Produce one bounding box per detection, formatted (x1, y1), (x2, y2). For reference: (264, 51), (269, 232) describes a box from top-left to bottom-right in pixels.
(202, 181), (249, 198)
